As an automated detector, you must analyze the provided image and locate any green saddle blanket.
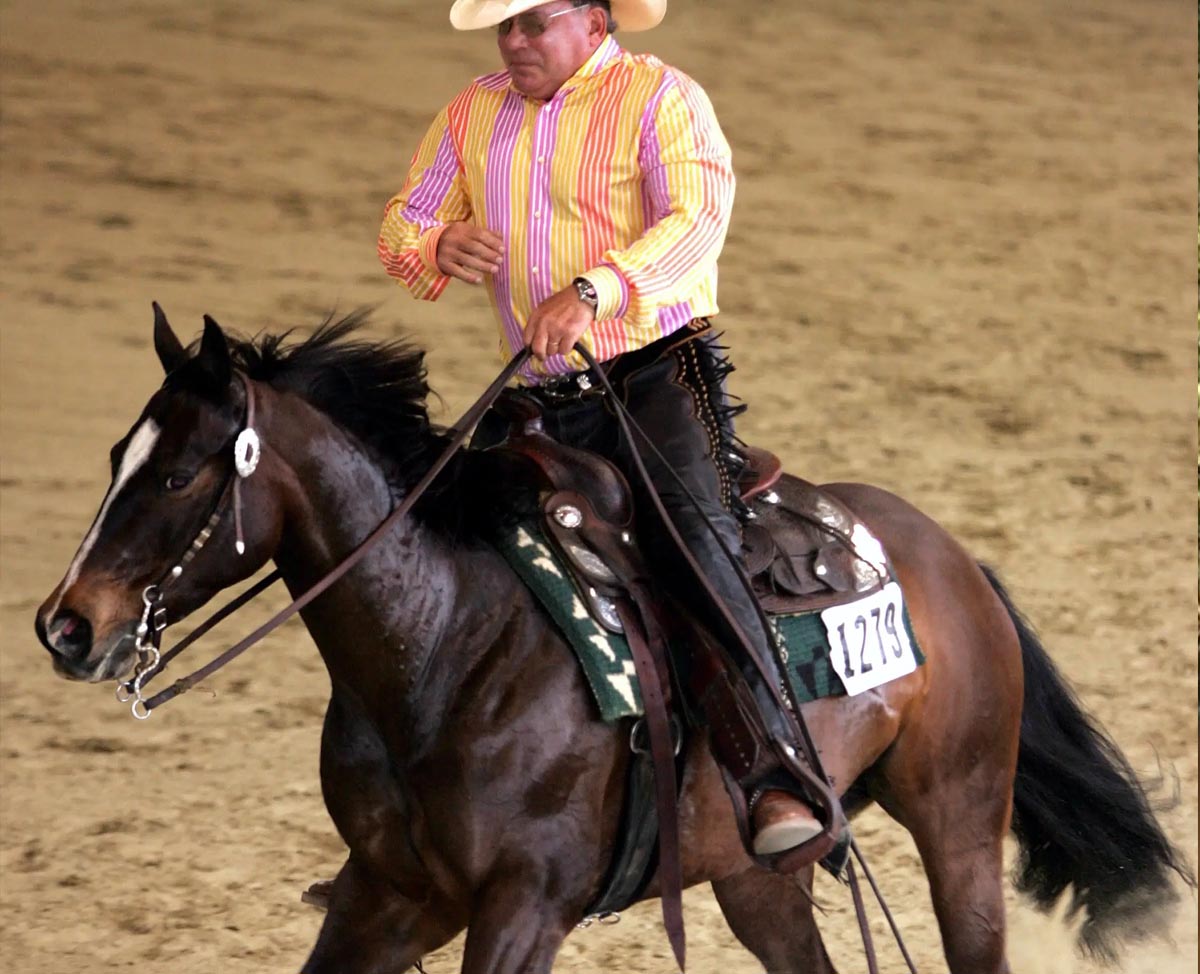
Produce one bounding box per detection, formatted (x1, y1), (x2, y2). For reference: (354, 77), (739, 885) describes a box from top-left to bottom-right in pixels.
(495, 523), (924, 722)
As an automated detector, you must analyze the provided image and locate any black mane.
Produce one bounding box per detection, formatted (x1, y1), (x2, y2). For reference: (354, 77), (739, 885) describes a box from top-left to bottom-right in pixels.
(210, 309), (532, 539)
(227, 309), (443, 483)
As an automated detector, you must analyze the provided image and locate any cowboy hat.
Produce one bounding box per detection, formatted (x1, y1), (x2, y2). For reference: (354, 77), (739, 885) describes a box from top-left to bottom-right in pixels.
(450, 0), (666, 33)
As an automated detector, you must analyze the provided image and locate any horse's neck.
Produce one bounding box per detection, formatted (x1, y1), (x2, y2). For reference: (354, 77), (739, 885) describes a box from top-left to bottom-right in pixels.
(263, 393), (462, 718)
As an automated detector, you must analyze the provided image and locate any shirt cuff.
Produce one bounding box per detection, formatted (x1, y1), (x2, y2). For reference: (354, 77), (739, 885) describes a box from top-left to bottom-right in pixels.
(418, 224), (449, 275)
(581, 264), (629, 321)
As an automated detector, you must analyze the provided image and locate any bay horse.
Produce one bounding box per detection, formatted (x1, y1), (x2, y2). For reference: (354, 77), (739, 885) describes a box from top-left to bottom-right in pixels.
(35, 309), (1190, 974)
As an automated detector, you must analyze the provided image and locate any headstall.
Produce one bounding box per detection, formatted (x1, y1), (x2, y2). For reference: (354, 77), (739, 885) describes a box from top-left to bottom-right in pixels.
(116, 350), (531, 719)
(117, 372), (277, 717)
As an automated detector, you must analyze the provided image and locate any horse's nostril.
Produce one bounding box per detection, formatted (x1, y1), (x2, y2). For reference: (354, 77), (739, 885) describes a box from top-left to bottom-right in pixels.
(50, 610), (93, 660)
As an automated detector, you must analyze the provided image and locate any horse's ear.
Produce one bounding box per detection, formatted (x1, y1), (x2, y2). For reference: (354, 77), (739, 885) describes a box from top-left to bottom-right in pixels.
(196, 314), (232, 390)
(152, 302), (188, 375)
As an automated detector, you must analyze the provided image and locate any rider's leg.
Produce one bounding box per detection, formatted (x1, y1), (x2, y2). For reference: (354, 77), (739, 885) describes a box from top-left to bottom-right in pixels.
(615, 330), (822, 853)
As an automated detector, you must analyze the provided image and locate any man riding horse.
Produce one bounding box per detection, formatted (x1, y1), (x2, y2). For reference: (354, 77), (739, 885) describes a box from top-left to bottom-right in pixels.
(378, 0), (819, 855)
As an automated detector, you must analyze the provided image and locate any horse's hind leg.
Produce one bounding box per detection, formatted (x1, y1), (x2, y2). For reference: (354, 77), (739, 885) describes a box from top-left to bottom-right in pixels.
(712, 865), (836, 973)
(830, 482), (1021, 972)
(870, 698), (1018, 974)
(864, 642), (1018, 972)
(880, 769), (1013, 974)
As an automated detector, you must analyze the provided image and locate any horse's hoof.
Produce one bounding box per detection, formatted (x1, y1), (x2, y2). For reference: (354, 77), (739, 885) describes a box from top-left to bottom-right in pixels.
(751, 791), (823, 855)
(300, 879), (334, 911)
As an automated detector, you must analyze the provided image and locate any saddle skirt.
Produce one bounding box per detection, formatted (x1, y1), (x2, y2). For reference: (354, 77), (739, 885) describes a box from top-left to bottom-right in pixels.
(737, 458), (892, 613)
(484, 398), (919, 721)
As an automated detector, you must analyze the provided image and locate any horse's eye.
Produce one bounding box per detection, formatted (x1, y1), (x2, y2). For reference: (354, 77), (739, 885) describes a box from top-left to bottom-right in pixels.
(165, 472), (193, 492)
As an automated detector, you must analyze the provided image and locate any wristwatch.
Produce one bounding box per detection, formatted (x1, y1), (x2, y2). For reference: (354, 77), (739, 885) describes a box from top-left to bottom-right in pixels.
(572, 276), (599, 314)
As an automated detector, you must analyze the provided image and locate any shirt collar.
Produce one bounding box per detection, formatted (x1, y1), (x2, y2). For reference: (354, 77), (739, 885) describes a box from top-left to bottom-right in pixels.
(510, 34), (624, 100)
(572, 34), (623, 83)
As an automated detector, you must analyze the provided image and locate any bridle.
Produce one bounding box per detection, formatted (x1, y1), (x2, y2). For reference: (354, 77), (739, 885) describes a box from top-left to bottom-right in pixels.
(115, 351), (531, 719)
(116, 371), (277, 717)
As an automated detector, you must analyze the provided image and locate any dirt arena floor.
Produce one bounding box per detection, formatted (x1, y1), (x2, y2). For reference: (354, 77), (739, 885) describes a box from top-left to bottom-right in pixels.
(2, 1), (1196, 971)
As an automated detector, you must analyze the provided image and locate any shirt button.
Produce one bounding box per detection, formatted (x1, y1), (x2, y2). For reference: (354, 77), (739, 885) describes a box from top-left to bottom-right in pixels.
(531, 267), (539, 274)
(536, 155), (545, 163)
(533, 209), (542, 218)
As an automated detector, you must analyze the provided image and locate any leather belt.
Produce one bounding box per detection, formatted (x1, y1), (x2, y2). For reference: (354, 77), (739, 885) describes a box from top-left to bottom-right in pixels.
(526, 368), (607, 405)
(523, 320), (713, 407)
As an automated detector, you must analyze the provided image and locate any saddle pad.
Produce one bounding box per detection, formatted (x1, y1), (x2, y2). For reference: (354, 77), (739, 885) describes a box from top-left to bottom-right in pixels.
(770, 606), (923, 703)
(495, 524), (924, 722)
(496, 525), (645, 719)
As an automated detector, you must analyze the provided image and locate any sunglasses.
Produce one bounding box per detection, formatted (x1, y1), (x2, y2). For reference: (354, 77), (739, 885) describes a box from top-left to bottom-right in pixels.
(497, 5), (588, 37)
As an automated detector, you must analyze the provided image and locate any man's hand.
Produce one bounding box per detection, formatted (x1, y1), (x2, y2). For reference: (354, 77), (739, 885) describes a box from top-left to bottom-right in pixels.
(436, 222), (505, 284)
(524, 285), (595, 360)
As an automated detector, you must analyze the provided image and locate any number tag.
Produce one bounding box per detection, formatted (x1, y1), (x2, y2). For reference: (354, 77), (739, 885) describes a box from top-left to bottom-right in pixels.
(821, 581), (918, 696)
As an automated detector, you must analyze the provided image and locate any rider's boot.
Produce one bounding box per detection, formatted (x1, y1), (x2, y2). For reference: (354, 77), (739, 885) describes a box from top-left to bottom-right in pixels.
(741, 674), (827, 855)
(751, 789), (823, 854)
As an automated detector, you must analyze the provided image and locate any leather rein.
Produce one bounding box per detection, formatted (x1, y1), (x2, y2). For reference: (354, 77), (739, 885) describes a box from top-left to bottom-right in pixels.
(118, 348), (531, 718)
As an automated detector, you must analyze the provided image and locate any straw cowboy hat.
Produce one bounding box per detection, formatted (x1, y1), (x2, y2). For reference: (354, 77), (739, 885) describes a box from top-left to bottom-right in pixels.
(450, 0), (666, 32)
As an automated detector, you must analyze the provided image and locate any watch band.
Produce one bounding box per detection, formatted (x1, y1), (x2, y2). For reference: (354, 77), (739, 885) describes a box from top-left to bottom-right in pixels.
(572, 276), (599, 312)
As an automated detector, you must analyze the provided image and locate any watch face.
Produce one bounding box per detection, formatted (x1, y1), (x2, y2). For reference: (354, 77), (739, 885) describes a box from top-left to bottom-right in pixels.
(575, 279), (597, 306)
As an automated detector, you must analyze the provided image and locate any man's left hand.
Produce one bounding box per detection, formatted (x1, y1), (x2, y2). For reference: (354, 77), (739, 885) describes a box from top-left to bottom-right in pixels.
(524, 286), (595, 360)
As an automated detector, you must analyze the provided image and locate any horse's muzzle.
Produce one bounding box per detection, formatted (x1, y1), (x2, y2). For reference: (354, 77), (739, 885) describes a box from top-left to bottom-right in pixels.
(39, 607), (91, 660)
(36, 606), (137, 683)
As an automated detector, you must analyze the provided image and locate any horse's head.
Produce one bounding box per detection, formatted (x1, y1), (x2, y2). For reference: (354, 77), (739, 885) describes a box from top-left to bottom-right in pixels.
(35, 305), (284, 683)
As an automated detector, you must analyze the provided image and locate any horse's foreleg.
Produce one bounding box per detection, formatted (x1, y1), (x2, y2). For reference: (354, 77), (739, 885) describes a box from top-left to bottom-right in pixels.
(712, 865), (837, 973)
(458, 878), (574, 974)
(301, 855), (461, 974)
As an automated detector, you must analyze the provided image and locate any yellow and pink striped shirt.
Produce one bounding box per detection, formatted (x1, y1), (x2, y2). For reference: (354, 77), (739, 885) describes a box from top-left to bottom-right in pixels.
(378, 35), (735, 380)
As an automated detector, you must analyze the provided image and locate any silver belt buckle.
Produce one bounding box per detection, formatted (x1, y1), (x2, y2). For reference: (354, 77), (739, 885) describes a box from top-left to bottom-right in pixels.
(538, 371), (596, 403)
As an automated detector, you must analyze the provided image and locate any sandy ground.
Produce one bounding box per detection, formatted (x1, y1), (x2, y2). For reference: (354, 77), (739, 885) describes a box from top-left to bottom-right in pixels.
(1, 1), (1196, 971)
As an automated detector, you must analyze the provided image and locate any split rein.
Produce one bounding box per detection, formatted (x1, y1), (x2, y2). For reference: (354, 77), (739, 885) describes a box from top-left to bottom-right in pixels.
(116, 348), (532, 719)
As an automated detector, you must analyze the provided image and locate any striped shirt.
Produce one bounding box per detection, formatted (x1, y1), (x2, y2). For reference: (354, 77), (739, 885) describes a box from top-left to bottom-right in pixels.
(378, 35), (735, 381)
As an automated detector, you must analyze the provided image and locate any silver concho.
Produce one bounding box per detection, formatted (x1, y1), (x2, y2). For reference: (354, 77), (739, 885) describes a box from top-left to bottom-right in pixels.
(234, 428), (261, 478)
(552, 504), (583, 529)
(564, 542), (617, 584)
(593, 595), (623, 632)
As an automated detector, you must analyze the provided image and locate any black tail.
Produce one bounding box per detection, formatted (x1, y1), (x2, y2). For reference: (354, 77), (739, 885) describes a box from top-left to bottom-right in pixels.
(981, 565), (1194, 958)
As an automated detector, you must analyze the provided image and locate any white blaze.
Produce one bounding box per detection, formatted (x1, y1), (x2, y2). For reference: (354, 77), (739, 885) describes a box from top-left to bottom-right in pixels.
(58, 418), (161, 597)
